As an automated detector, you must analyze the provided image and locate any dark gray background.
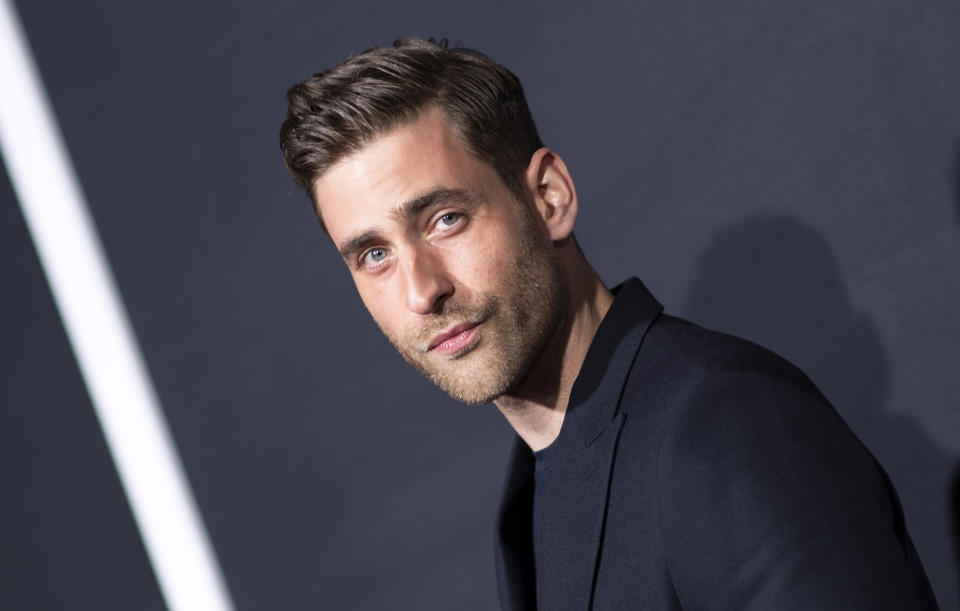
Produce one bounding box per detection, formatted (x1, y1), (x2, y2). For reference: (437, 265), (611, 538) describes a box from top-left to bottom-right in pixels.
(2, 0), (958, 609)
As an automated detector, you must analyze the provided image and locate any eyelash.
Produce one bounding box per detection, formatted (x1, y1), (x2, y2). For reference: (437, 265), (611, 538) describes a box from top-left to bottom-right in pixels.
(359, 247), (389, 271)
(434, 212), (463, 231)
(356, 211), (467, 271)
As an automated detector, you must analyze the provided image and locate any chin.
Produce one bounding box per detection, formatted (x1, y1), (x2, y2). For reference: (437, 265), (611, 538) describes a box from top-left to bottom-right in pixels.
(431, 371), (512, 406)
(424, 356), (522, 406)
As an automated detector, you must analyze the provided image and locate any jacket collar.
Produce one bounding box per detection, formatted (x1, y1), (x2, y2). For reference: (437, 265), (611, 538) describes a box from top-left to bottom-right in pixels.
(495, 277), (663, 610)
(561, 276), (664, 448)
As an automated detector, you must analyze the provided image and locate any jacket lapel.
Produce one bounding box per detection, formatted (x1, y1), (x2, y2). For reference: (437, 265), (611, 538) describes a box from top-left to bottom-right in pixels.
(495, 278), (663, 610)
(495, 438), (537, 611)
(540, 412), (628, 610)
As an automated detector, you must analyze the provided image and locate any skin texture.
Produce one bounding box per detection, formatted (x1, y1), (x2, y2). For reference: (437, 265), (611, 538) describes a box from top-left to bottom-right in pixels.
(314, 107), (613, 450)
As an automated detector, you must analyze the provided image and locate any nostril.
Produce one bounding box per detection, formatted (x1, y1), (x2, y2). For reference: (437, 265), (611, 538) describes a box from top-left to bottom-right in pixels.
(404, 254), (454, 315)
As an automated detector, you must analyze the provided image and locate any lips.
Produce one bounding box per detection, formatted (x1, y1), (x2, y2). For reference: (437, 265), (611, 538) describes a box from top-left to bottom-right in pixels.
(428, 321), (482, 356)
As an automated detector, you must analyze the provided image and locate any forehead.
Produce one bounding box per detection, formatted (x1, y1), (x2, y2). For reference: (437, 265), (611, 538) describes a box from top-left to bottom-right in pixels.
(312, 108), (495, 244)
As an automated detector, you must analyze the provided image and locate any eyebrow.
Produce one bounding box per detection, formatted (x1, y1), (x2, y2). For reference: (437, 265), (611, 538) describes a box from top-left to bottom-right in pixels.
(337, 187), (475, 262)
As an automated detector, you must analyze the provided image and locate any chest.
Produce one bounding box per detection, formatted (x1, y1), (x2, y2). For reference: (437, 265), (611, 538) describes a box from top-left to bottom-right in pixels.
(531, 424), (683, 610)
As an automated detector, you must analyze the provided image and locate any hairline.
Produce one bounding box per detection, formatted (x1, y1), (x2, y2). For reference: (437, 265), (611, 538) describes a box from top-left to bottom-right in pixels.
(310, 104), (533, 235)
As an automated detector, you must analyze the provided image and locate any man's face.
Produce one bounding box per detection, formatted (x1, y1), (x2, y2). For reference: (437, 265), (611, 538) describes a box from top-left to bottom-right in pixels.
(313, 108), (565, 404)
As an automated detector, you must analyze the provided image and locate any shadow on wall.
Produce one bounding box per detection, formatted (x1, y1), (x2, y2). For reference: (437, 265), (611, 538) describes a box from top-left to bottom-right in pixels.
(952, 142), (960, 610)
(682, 214), (956, 610)
(955, 144), (960, 228)
(953, 465), (960, 611)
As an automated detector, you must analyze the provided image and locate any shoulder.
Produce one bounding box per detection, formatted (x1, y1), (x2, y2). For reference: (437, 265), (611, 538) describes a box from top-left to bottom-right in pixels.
(616, 316), (926, 609)
(623, 313), (875, 503)
(622, 313), (839, 440)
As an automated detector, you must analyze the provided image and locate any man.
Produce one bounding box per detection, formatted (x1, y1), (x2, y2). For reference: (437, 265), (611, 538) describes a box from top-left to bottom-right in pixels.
(279, 38), (938, 610)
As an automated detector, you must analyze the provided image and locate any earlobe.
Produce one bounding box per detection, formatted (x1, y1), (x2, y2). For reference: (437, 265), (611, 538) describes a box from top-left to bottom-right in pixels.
(524, 147), (579, 242)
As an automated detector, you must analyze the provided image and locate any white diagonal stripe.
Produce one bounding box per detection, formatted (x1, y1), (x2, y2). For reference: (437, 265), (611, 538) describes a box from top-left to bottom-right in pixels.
(0, 2), (235, 610)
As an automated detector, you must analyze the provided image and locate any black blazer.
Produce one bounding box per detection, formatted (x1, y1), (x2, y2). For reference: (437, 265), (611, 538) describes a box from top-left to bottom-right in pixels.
(494, 278), (938, 610)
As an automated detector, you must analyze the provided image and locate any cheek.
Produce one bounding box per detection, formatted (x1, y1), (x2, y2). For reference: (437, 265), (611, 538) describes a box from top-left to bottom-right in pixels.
(442, 244), (499, 294)
(356, 281), (403, 336)
(450, 222), (527, 286)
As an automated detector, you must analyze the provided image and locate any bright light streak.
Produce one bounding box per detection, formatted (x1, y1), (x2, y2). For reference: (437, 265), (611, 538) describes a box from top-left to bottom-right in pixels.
(0, 2), (235, 610)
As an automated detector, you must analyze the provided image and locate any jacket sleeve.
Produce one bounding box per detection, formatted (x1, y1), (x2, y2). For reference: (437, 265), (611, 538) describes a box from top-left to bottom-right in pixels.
(656, 364), (939, 610)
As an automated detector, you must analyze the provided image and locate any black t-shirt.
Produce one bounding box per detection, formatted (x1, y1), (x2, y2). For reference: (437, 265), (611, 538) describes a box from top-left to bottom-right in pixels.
(532, 438), (558, 589)
(532, 425), (575, 604)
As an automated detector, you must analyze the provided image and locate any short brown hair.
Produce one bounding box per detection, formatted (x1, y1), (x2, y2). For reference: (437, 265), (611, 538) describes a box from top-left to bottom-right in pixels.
(279, 38), (543, 211)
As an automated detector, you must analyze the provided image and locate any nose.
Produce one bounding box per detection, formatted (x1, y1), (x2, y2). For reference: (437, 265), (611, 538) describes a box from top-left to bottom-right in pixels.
(403, 250), (454, 315)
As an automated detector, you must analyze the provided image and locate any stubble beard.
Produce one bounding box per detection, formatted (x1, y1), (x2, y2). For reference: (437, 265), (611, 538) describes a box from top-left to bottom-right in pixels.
(385, 221), (566, 405)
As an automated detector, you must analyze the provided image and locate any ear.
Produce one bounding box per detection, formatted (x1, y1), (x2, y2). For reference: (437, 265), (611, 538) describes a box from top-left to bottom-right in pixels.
(523, 147), (578, 242)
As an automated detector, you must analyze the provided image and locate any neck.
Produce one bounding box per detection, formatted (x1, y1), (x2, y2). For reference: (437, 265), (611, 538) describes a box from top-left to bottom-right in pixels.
(494, 252), (613, 451)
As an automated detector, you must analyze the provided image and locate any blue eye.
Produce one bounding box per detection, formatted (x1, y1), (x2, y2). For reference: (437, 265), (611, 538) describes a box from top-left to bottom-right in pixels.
(361, 247), (388, 269)
(438, 213), (461, 227)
